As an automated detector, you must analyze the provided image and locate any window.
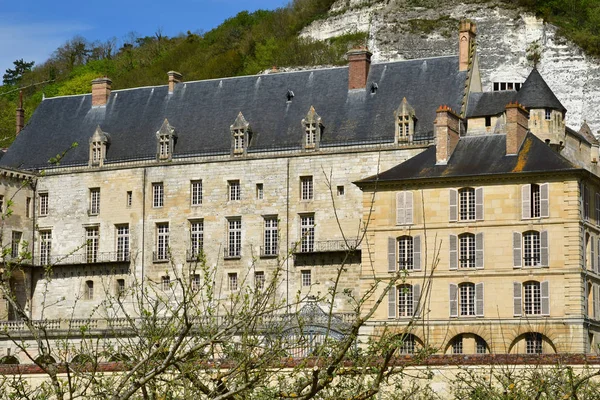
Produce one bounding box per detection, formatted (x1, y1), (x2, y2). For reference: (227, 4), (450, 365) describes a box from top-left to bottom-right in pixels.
(459, 233), (475, 268)
(389, 235), (421, 272)
(86, 227), (99, 263)
(89, 188), (100, 215)
(388, 284), (420, 318)
(227, 218), (241, 258)
(485, 116), (491, 128)
(459, 188), (475, 220)
(524, 281), (541, 315)
(397, 236), (414, 270)
(544, 108), (551, 120)
(337, 185), (344, 196)
(85, 281), (94, 300)
(449, 188), (483, 222)
(300, 176), (313, 200)
(596, 193), (600, 224)
(116, 225), (130, 261)
(156, 119), (176, 160)
(161, 276), (171, 291)
(398, 334), (416, 354)
(305, 122), (317, 146)
(39, 230), (51, 265)
(583, 184), (590, 221)
(159, 135), (170, 158)
(514, 281), (549, 316)
(394, 98), (415, 143)
(302, 106), (321, 148)
(191, 274), (200, 291)
(476, 336), (487, 354)
(191, 181), (202, 206)
(513, 231), (548, 268)
(228, 180), (241, 201)
(398, 284), (414, 317)
(396, 191), (414, 225)
(189, 220), (204, 258)
(91, 141), (101, 164)
(0, 195), (4, 213)
(300, 214), (315, 253)
(452, 335), (463, 354)
(117, 279), (125, 295)
(39, 193), (48, 216)
(459, 283), (476, 316)
(523, 231), (540, 266)
(263, 217), (278, 256)
(89, 125), (109, 166)
(11, 231), (21, 259)
(126, 191), (132, 208)
(233, 129), (245, 152)
(255, 271), (265, 290)
(228, 273), (238, 291)
(301, 270), (312, 287)
(449, 282), (484, 317)
(26, 197), (31, 218)
(526, 333), (543, 354)
(155, 223), (169, 261)
(153, 183), (164, 208)
(256, 183), (263, 200)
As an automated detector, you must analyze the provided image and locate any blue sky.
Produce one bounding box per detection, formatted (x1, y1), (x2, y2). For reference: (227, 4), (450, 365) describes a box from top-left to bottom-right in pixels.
(0, 0), (289, 82)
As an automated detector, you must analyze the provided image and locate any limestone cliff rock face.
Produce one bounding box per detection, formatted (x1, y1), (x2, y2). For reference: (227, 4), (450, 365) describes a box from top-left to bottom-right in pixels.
(301, 0), (600, 135)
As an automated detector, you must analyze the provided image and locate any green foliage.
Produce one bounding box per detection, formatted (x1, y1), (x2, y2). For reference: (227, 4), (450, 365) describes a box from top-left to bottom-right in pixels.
(2, 59), (34, 86)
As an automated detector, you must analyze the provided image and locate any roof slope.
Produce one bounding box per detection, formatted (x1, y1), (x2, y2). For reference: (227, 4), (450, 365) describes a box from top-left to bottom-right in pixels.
(357, 132), (578, 184)
(1, 57), (466, 170)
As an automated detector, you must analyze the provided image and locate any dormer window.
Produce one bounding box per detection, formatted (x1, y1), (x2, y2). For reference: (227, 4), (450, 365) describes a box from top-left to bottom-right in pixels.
(88, 125), (110, 167)
(156, 119), (176, 161)
(302, 106), (322, 150)
(394, 97), (416, 144)
(230, 112), (251, 155)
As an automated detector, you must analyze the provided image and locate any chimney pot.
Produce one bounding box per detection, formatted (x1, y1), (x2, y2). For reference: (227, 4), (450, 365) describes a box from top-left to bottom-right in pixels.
(505, 102), (529, 155)
(435, 105), (461, 164)
(91, 77), (112, 106)
(167, 71), (183, 93)
(459, 20), (476, 72)
(347, 48), (372, 90)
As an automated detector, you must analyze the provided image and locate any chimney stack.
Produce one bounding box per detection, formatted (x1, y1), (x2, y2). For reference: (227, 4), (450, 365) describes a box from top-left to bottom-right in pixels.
(347, 48), (372, 90)
(435, 105), (461, 165)
(167, 71), (183, 94)
(459, 20), (476, 72)
(91, 77), (112, 107)
(505, 102), (529, 155)
(15, 90), (24, 135)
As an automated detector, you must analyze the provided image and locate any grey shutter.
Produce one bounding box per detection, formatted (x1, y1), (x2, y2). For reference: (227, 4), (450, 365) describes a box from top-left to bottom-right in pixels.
(595, 284), (600, 320)
(413, 235), (421, 271)
(522, 184), (531, 219)
(449, 234), (458, 270)
(592, 237), (596, 272)
(388, 286), (396, 319)
(396, 192), (405, 225)
(594, 284), (598, 320)
(412, 283), (421, 317)
(513, 282), (522, 316)
(597, 238), (600, 273)
(405, 192), (413, 225)
(388, 237), (396, 273)
(449, 283), (458, 317)
(475, 187), (484, 220)
(449, 189), (458, 222)
(475, 232), (484, 269)
(540, 230), (549, 267)
(475, 282), (484, 317)
(541, 280), (550, 316)
(596, 193), (600, 224)
(540, 183), (549, 218)
(513, 232), (522, 268)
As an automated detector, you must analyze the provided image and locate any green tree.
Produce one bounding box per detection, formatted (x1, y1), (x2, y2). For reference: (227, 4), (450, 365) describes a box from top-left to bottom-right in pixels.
(2, 59), (35, 86)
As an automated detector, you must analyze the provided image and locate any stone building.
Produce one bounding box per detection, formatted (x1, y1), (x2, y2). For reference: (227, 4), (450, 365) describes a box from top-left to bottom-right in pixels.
(0, 20), (596, 361)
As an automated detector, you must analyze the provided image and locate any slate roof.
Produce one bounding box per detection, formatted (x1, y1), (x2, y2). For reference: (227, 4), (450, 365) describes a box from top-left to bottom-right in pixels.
(466, 91), (515, 118)
(356, 132), (579, 184)
(1, 56), (467, 170)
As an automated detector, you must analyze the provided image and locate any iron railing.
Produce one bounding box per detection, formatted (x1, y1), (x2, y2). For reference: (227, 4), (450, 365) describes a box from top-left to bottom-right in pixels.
(295, 239), (360, 253)
(32, 252), (130, 266)
(260, 245), (279, 257)
(223, 247), (241, 259)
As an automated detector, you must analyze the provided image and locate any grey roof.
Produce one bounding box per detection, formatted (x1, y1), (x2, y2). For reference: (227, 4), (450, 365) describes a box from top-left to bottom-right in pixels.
(515, 68), (566, 113)
(466, 91), (516, 118)
(1, 56), (467, 170)
(356, 132), (578, 184)
(566, 126), (593, 145)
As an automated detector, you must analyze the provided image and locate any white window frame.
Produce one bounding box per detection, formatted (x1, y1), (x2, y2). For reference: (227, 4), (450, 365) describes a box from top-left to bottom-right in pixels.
(191, 180), (202, 206)
(11, 231), (22, 259)
(190, 220), (204, 258)
(300, 176), (313, 200)
(398, 284), (414, 317)
(86, 226), (99, 263)
(89, 188), (100, 215)
(39, 230), (51, 265)
(116, 225), (130, 261)
(161, 275), (171, 291)
(191, 274), (200, 292)
(300, 214), (315, 253)
(228, 180), (241, 201)
(263, 216), (278, 256)
(526, 332), (543, 354)
(39, 192), (49, 216)
(85, 280), (94, 300)
(459, 188), (475, 221)
(256, 183), (264, 200)
(228, 273), (238, 291)
(255, 271), (265, 290)
(459, 233), (475, 268)
(227, 218), (242, 258)
(524, 281), (542, 315)
(301, 270), (312, 287)
(397, 236), (414, 270)
(459, 283), (476, 316)
(156, 223), (169, 261)
(153, 183), (164, 208)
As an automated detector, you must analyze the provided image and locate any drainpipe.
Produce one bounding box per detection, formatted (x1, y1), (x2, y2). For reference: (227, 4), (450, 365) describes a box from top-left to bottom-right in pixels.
(286, 158), (290, 310)
(141, 168), (147, 304)
(29, 178), (37, 319)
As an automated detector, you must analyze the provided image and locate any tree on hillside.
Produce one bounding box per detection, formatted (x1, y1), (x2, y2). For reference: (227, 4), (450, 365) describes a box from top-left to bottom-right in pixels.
(2, 59), (35, 86)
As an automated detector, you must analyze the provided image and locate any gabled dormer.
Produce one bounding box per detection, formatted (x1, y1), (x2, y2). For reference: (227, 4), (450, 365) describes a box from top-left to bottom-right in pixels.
(156, 119), (176, 161)
(302, 106), (323, 150)
(88, 125), (110, 167)
(394, 98), (416, 144)
(231, 112), (251, 156)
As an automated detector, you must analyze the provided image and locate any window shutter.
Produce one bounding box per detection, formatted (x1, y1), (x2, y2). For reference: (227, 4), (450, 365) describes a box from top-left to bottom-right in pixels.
(541, 280), (550, 316)
(513, 232), (522, 268)
(595, 284), (600, 320)
(396, 192), (405, 225)
(413, 283), (421, 317)
(388, 237), (396, 273)
(405, 192), (413, 225)
(597, 238), (600, 273)
(475, 282), (484, 317)
(592, 237), (596, 272)
(596, 193), (600, 225)
(413, 235), (421, 271)
(540, 230), (549, 267)
(475, 232), (484, 269)
(522, 184), (531, 219)
(540, 183), (549, 218)
(475, 187), (484, 220)
(449, 234), (458, 270)
(449, 189), (458, 222)
(388, 286), (396, 319)
(594, 284), (598, 320)
(513, 282), (522, 316)
(449, 283), (458, 317)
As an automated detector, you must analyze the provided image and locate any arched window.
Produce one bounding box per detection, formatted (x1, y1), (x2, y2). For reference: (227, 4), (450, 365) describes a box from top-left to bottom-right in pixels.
(446, 334), (488, 354)
(523, 231), (541, 266)
(397, 333), (420, 354)
(458, 188), (475, 221)
(458, 233), (475, 268)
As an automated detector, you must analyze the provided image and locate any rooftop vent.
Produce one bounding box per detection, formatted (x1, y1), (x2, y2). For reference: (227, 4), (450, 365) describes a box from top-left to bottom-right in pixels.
(370, 82), (378, 94)
(286, 90), (295, 102)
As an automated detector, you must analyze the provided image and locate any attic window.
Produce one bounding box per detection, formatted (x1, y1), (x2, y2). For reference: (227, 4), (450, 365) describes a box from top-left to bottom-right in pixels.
(370, 82), (378, 94)
(302, 106), (322, 150)
(230, 112), (251, 155)
(155, 119), (176, 161)
(394, 98), (416, 144)
(88, 125), (110, 167)
(286, 90), (294, 102)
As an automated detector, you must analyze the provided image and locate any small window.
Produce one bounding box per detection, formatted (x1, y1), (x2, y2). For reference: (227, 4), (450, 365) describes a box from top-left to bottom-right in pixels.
(300, 176), (313, 200)
(26, 197), (31, 218)
(507, 82), (514, 90)
(452, 335), (463, 354)
(11, 231), (22, 259)
(126, 191), (132, 208)
(255, 271), (265, 290)
(301, 270), (312, 287)
(116, 279), (125, 295)
(153, 183), (164, 208)
(89, 188), (100, 215)
(337, 185), (344, 196)
(85, 280), (94, 300)
(545, 108), (551, 120)
(191, 180), (202, 206)
(228, 273), (238, 291)
(476, 336), (487, 354)
(39, 193), (49, 216)
(191, 274), (200, 291)
(526, 332), (543, 354)
(228, 180), (241, 201)
(500, 82), (506, 91)
(256, 183), (263, 200)
(485, 116), (491, 127)
(161, 276), (171, 291)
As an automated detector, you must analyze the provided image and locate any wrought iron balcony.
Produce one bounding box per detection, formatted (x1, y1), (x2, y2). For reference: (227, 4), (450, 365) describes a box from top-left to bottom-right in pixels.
(295, 239), (360, 254)
(152, 251), (170, 263)
(186, 248), (204, 262)
(33, 252), (130, 267)
(260, 245), (279, 257)
(223, 247), (241, 259)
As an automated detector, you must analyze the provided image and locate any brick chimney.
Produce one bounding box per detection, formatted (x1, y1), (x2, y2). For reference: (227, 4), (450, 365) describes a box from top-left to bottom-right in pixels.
(167, 71), (183, 94)
(347, 48), (372, 90)
(459, 20), (476, 72)
(435, 105), (461, 165)
(505, 102), (529, 155)
(15, 90), (24, 135)
(91, 77), (112, 107)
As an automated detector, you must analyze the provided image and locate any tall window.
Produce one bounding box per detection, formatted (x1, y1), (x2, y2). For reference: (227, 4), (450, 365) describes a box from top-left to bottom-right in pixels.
(233, 128), (245, 152)
(191, 181), (202, 206)
(0, 195), (4, 213)
(584, 184), (590, 221)
(300, 176), (313, 200)
(397, 236), (414, 270)
(89, 188), (100, 215)
(85, 281), (94, 300)
(398, 115), (411, 139)
(256, 183), (264, 200)
(116, 279), (125, 295)
(398, 284), (414, 317)
(526, 332), (543, 354)
(227, 219), (242, 258)
(190, 220), (204, 258)
(459, 233), (475, 268)
(301, 270), (312, 287)
(300, 214), (315, 253)
(524, 281), (541, 315)
(263, 217), (278, 256)
(523, 231), (541, 267)
(530, 184), (540, 218)
(11, 231), (22, 259)
(305, 122), (317, 146)
(39, 230), (51, 265)
(86, 227), (99, 263)
(255, 271), (265, 290)
(459, 283), (476, 316)
(153, 183), (164, 208)
(26, 197), (31, 218)
(228, 180), (241, 201)
(159, 134), (170, 158)
(116, 225), (130, 261)
(39, 193), (48, 216)
(459, 188), (475, 221)
(91, 142), (101, 164)
(228, 273), (238, 291)
(156, 223), (169, 261)
(544, 108), (551, 120)
(302, 107), (321, 149)
(126, 191), (132, 208)
(523, 183), (549, 219)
